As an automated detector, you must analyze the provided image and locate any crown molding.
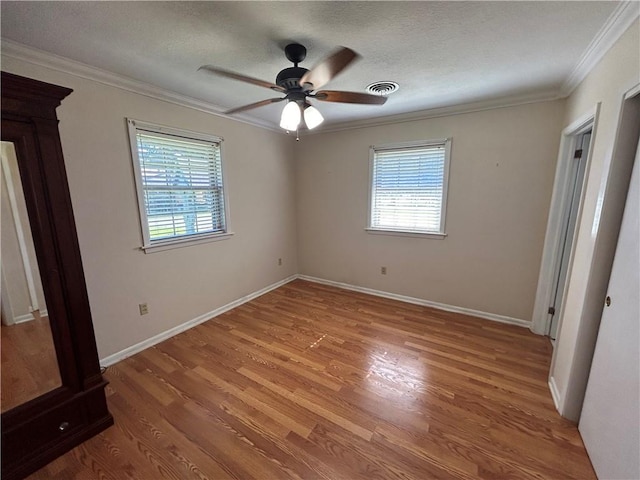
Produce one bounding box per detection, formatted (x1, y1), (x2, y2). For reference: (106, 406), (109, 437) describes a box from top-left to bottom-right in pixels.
(560, 1), (640, 97)
(0, 39), (282, 133)
(306, 90), (562, 135)
(5, 38), (561, 136)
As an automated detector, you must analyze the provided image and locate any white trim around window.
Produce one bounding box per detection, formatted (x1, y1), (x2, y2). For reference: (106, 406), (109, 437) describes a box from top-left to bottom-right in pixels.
(367, 138), (451, 238)
(127, 119), (233, 253)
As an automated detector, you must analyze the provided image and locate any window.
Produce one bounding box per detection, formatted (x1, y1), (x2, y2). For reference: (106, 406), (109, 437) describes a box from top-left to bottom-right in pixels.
(368, 139), (451, 237)
(127, 119), (231, 252)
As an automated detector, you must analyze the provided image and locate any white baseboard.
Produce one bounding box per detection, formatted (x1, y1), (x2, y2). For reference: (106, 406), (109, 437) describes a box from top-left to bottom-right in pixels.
(549, 376), (562, 412)
(298, 274), (530, 328)
(100, 272), (530, 367)
(99, 275), (298, 367)
(13, 314), (34, 324)
(12, 309), (49, 324)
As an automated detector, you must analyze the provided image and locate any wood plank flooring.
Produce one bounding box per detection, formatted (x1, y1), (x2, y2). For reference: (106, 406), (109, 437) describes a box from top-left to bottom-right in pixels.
(1, 313), (62, 412)
(28, 280), (596, 479)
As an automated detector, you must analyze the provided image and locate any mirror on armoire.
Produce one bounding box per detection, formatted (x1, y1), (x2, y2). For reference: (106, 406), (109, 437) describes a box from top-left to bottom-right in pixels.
(1, 141), (63, 412)
(1, 71), (112, 480)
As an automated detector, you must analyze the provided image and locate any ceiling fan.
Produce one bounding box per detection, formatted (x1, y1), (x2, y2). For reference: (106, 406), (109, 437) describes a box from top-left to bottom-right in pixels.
(199, 43), (387, 131)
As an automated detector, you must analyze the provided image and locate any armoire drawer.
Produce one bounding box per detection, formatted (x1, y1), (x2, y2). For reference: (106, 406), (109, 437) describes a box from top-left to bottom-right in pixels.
(2, 397), (88, 468)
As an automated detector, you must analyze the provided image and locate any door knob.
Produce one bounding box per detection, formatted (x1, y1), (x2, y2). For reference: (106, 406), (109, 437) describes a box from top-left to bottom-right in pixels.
(605, 296), (611, 307)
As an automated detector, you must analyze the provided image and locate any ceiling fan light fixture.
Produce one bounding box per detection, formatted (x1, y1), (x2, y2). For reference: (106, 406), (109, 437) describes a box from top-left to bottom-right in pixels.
(304, 104), (324, 130)
(280, 101), (301, 130)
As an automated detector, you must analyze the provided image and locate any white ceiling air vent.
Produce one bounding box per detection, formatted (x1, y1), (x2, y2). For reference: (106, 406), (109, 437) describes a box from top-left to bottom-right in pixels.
(366, 81), (399, 96)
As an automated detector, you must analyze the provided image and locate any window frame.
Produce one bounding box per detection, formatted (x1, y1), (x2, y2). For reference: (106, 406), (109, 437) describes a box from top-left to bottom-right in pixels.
(366, 138), (451, 238)
(127, 118), (232, 253)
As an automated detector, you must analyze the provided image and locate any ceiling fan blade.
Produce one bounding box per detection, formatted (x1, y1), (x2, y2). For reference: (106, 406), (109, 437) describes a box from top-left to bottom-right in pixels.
(299, 47), (360, 90)
(199, 65), (285, 92)
(225, 97), (286, 115)
(313, 90), (387, 105)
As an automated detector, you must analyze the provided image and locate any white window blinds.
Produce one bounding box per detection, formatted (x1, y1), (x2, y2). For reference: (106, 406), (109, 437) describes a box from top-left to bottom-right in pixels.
(128, 120), (228, 249)
(370, 140), (450, 234)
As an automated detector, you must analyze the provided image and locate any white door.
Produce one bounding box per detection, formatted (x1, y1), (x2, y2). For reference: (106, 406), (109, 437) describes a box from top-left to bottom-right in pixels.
(579, 142), (640, 479)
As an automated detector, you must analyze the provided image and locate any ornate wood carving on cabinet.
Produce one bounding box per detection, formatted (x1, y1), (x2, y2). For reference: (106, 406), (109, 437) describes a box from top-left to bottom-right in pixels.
(1, 71), (113, 480)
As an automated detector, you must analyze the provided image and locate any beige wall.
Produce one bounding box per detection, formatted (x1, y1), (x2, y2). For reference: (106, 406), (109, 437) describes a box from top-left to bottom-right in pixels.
(295, 100), (565, 322)
(550, 20), (640, 421)
(1, 56), (299, 359)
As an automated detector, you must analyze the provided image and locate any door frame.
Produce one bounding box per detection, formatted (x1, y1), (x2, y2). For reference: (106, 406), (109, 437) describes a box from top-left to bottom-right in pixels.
(1, 144), (41, 318)
(531, 104), (600, 336)
(551, 84), (640, 421)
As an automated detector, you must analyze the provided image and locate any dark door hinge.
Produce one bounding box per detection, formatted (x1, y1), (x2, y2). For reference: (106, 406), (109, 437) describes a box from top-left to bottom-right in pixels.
(548, 306), (556, 315)
(574, 149), (583, 159)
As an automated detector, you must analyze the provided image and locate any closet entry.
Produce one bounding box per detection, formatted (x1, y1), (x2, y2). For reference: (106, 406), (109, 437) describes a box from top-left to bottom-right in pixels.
(1, 71), (113, 480)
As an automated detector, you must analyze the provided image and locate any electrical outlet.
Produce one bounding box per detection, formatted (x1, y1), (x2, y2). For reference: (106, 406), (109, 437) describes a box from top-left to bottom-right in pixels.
(139, 303), (149, 315)
(381, 266), (387, 275)
(278, 258), (283, 266)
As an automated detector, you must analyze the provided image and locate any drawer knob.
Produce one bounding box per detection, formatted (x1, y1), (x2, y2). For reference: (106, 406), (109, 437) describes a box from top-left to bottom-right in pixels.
(59, 421), (70, 432)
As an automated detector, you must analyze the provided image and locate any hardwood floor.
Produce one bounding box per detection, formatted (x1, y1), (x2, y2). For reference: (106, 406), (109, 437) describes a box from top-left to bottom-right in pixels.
(28, 280), (595, 479)
(1, 313), (62, 412)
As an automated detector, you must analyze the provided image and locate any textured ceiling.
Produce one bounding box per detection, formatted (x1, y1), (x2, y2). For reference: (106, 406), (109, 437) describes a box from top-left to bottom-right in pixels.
(0, 1), (622, 129)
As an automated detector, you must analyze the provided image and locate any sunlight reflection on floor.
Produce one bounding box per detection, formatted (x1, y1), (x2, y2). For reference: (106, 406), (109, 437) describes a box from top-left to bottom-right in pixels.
(364, 349), (428, 407)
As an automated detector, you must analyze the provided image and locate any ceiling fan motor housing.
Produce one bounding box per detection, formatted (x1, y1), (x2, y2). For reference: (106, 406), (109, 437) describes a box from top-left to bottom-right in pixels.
(276, 66), (309, 91)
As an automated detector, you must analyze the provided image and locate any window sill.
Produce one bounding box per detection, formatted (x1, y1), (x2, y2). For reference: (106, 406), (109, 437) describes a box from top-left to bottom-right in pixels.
(141, 232), (234, 253)
(365, 228), (447, 239)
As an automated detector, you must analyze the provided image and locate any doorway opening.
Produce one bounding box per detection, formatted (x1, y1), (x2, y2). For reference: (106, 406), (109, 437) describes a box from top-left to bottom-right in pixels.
(548, 129), (592, 340)
(531, 106), (599, 339)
